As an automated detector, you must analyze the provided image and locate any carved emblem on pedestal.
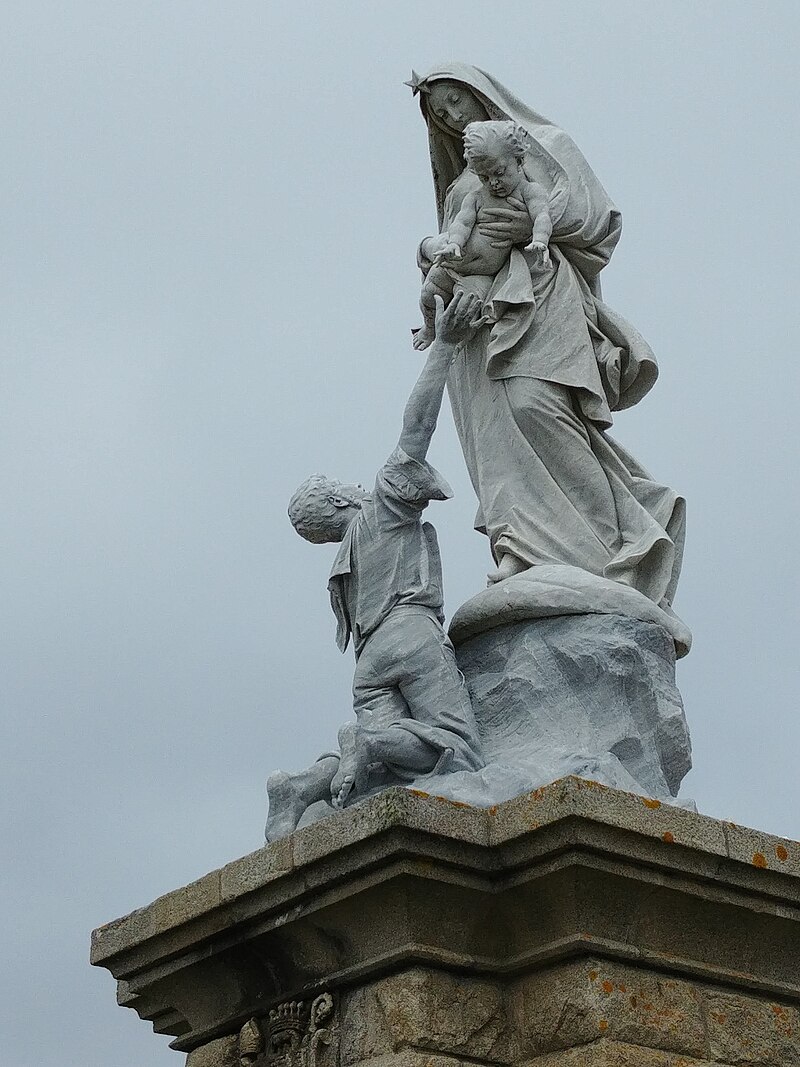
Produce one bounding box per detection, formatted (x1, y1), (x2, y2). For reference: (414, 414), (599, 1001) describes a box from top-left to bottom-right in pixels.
(238, 993), (337, 1066)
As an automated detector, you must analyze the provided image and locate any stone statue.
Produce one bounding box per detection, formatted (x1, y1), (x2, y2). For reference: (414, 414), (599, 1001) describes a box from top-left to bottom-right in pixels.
(410, 63), (686, 595)
(266, 65), (693, 832)
(404, 64), (692, 806)
(414, 120), (552, 351)
(265, 292), (485, 841)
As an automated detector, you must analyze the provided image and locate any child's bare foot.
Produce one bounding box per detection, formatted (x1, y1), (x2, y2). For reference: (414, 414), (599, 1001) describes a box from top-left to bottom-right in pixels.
(412, 326), (434, 351)
(525, 241), (552, 269)
(265, 770), (308, 842)
(486, 552), (528, 585)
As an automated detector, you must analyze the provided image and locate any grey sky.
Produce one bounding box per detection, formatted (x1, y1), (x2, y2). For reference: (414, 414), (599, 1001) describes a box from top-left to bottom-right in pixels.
(1, 2), (798, 1064)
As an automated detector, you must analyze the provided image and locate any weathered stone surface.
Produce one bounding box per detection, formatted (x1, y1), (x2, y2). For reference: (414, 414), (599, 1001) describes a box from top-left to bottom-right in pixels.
(439, 614), (691, 806)
(341, 1057), (499, 1067)
(185, 1035), (238, 1067)
(702, 988), (800, 1066)
(512, 959), (707, 1059)
(91, 780), (800, 1064)
(341, 969), (511, 1065)
(521, 1042), (726, 1065)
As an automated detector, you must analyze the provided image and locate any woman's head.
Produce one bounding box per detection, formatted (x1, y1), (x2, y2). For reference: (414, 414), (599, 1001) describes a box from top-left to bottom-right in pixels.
(409, 63), (570, 227)
(424, 79), (488, 134)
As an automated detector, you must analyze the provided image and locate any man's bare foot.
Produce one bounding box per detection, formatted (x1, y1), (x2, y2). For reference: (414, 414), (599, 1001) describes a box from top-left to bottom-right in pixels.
(330, 723), (358, 809)
(412, 326), (434, 351)
(330, 723), (381, 808)
(265, 770), (308, 842)
(486, 552), (528, 585)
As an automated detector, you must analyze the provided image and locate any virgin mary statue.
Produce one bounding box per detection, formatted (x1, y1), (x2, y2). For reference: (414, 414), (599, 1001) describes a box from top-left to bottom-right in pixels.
(411, 63), (685, 615)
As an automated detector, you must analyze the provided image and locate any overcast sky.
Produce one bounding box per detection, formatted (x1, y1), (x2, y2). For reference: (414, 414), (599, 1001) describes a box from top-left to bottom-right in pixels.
(2, 3), (799, 1065)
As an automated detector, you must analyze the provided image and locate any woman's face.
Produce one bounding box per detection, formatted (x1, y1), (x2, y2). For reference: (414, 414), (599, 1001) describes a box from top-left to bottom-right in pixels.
(426, 80), (487, 134)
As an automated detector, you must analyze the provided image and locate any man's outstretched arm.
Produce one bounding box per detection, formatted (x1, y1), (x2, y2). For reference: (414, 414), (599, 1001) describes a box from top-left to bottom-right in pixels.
(399, 291), (482, 463)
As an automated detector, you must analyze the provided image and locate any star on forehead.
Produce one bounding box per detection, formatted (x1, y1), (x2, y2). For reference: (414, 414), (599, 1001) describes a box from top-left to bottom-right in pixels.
(404, 70), (430, 96)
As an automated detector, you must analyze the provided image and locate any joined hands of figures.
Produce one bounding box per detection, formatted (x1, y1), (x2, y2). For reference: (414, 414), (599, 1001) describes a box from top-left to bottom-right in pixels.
(413, 279), (491, 353)
(435, 291), (487, 342)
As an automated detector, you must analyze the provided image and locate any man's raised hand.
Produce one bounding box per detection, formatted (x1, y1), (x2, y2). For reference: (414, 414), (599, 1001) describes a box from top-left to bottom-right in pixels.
(433, 291), (485, 345)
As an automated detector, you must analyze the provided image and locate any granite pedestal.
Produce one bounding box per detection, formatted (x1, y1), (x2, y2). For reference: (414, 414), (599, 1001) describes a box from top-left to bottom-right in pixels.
(91, 778), (800, 1065)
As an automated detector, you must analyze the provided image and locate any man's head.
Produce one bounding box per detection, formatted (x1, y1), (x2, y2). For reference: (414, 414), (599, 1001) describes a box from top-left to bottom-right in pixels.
(463, 120), (526, 198)
(288, 475), (368, 544)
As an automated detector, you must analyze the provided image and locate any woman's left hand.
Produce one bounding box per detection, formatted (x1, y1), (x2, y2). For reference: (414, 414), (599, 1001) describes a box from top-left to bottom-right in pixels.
(476, 197), (533, 248)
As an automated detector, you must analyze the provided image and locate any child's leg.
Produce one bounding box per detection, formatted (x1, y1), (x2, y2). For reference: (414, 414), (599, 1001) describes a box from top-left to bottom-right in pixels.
(414, 265), (455, 350)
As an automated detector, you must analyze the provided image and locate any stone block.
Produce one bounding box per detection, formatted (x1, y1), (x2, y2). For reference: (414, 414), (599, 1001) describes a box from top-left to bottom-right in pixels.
(185, 1035), (238, 1067)
(512, 959), (707, 1058)
(702, 988), (800, 1066)
(219, 836), (294, 903)
(521, 1042), (725, 1065)
(340, 969), (511, 1064)
(91, 780), (800, 1064)
(721, 818), (800, 879)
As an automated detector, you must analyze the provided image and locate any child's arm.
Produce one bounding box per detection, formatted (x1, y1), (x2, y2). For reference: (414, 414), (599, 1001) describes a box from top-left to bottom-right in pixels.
(521, 182), (554, 265)
(435, 192), (479, 261)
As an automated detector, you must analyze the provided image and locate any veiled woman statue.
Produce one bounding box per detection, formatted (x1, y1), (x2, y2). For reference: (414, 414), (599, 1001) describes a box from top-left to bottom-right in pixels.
(411, 64), (685, 610)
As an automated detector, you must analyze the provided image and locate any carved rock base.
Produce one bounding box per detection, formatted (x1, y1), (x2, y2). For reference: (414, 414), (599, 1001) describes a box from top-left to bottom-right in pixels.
(438, 613), (691, 807)
(92, 779), (800, 1066)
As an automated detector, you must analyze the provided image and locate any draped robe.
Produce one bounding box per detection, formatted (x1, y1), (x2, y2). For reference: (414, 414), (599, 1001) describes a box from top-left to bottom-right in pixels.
(416, 63), (685, 607)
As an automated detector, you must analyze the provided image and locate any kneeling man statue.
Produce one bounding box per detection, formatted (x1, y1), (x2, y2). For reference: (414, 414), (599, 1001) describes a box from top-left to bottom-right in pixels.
(266, 293), (485, 841)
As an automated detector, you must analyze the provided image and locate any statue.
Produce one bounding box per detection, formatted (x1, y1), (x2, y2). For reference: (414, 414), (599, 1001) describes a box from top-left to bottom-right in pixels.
(265, 65), (693, 836)
(403, 63), (692, 806)
(414, 120), (553, 351)
(411, 63), (685, 594)
(265, 293), (485, 841)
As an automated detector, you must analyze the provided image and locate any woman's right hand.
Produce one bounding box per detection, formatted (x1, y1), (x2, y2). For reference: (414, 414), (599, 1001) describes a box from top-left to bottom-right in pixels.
(476, 197), (533, 248)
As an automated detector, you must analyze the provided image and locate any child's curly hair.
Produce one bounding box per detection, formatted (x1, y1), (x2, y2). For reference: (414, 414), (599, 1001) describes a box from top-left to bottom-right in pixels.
(463, 120), (527, 170)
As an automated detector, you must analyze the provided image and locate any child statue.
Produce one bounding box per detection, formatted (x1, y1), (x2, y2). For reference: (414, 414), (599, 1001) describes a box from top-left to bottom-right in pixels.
(265, 292), (485, 842)
(413, 120), (553, 351)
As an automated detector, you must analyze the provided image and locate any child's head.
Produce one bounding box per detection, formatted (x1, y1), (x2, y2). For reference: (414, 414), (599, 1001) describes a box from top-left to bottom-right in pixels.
(463, 120), (527, 198)
(288, 474), (367, 544)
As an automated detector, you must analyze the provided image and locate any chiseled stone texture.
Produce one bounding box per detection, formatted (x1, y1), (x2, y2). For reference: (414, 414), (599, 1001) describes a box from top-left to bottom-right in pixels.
(91, 779), (800, 1066)
(451, 614), (691, 805)
(513, 958), (800, 1065)
(185, 1035), (237, 1067)
(702, 988), (800, 1065)
(340, 969), (512, 1065)
(521, 1043), (727, 1065)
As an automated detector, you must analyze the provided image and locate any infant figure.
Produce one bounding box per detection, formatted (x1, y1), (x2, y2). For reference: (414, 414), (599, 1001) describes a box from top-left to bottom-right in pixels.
(414, 119), (553, 351)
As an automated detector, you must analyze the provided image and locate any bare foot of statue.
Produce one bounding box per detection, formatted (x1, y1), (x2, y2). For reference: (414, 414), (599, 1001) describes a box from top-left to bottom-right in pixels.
(412, 326), (434, 351)
(486, 552), (528, 585)
(330, 722), (359, 809)
(265, 770), (309, 842)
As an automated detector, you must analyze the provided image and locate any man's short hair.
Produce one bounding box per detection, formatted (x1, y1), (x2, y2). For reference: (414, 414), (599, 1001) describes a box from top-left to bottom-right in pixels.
(463, 120), (527, 168)
(288, 474), (340, 543)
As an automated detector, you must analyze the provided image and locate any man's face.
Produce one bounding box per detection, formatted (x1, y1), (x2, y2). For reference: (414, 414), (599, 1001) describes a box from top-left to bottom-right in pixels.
(472, 148), (522, 198)
(332, 482), (368, 506)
